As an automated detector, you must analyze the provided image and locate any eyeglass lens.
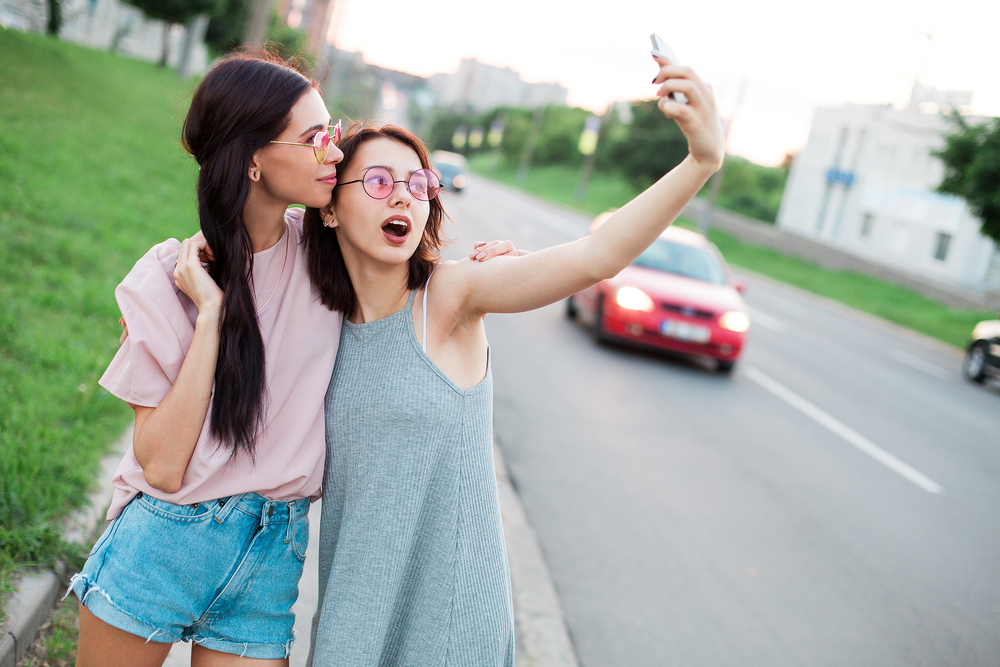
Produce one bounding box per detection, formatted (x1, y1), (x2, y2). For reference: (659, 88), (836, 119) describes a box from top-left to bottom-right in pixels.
(362, 167), (440, 201)
(311, 121), (342, 164)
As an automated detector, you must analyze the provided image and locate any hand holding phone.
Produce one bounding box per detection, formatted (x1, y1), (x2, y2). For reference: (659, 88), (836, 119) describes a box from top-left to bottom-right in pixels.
(650, 33), (688, 104)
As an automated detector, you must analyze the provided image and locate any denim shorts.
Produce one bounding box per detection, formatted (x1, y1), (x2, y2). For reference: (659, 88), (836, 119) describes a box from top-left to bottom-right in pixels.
(68, 491), (311, 659)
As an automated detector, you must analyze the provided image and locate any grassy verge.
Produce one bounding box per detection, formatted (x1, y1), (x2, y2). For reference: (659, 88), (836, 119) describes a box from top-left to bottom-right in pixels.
(0, 28), (201, 608)
(470, 158), (993, 349)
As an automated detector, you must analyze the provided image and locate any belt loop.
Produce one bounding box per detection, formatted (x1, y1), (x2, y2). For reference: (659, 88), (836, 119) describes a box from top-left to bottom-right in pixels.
(214, 493), (244, 524)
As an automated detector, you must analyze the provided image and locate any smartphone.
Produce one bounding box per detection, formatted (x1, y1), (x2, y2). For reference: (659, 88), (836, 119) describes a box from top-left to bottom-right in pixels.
(649, 33), (688, 104)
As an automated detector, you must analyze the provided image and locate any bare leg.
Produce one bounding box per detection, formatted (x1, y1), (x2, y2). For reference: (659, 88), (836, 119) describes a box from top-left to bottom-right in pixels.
(191, 644), (289, 667)
(77, 602), (174, 667)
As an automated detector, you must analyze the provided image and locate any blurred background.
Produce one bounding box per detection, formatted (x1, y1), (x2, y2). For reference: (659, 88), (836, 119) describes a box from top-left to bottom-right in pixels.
(2, 0), (999, 665)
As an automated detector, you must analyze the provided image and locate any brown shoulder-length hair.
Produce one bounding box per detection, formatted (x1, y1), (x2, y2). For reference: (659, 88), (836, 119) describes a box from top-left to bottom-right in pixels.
(303, 123), (448, 315)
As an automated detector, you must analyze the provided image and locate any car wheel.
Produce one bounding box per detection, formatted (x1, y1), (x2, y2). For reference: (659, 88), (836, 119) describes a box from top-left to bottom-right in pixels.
(964, 342), (988, 383)
(593, 296), (610, 342)
(717, 360), (736, 374)
(565, 295), (577, 320)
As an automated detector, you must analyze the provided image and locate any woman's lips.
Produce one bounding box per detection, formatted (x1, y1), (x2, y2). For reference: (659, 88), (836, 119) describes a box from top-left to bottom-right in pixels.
(381, 216), (410, 244)
(319, 174), (338, 186)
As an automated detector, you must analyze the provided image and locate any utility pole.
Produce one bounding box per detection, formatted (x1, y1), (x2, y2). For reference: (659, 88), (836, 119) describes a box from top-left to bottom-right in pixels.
(516, 106), (546, 185)
(699, 76), (747, 235)
(574, 103), (613, 205)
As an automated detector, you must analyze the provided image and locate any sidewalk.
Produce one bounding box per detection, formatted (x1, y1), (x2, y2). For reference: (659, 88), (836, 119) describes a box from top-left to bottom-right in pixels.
(1, 435), (578, 667)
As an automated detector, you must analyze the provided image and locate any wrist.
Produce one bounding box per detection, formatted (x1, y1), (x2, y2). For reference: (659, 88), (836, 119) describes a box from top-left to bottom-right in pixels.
(196, 304), (222, 329)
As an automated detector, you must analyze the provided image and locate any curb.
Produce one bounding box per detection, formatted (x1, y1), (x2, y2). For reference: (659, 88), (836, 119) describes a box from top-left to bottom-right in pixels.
(494, 442), (580, 667)
(0, 426), (130, 667)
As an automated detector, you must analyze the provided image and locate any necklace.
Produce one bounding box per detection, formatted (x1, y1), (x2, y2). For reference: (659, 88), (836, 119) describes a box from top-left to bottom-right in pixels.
(255, 222), (290, 315)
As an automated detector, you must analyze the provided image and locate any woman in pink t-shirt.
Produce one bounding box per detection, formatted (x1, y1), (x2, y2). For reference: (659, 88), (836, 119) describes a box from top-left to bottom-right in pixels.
(68, 53), (511, 667)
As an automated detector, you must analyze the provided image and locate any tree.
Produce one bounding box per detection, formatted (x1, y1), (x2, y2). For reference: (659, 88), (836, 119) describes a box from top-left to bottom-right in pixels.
(126, 0), (223, 66)
(606, 100), (688, 191)
(933, 113), (1000, 244)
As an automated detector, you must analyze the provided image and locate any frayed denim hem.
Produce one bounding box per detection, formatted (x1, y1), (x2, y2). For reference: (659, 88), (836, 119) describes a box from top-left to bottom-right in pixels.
(65, 573), (179, 644)
(188, 633), (295, 660)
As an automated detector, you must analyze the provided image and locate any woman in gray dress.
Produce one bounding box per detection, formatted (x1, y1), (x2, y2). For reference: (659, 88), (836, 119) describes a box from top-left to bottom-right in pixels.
(304, 53), (724, 666)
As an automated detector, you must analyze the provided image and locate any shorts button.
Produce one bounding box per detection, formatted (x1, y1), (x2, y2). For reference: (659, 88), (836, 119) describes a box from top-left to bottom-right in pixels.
(192, 503), (199, 509)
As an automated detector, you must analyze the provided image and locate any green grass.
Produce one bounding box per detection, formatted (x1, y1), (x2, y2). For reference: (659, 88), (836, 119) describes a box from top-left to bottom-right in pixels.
(471, 155), (994, 349)
(0, 28), (201, 605)
(469, 154), (639, 218)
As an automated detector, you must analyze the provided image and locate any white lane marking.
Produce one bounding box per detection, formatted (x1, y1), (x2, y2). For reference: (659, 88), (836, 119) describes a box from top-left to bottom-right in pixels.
(744, 366), (945, 494)
(748, 308), (789, 333)
(889, 349), (950, 379)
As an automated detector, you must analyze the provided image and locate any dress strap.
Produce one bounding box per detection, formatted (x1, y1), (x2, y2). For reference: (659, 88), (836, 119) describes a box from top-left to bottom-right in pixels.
(422, 265), (442, 354)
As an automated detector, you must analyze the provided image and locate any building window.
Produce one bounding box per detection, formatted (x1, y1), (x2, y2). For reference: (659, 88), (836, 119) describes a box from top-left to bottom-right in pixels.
(933, 232), (951, 261)
(860, 213), (874, 238)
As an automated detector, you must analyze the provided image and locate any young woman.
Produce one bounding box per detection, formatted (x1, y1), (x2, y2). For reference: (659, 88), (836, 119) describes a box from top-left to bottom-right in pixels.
(304, 55), (724, 665)
(70, 53), (513, 667)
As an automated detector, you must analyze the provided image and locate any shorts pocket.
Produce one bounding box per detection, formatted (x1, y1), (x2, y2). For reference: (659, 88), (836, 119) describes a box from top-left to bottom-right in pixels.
(288, 511), (309, 562)
(137, 493), (217, 523)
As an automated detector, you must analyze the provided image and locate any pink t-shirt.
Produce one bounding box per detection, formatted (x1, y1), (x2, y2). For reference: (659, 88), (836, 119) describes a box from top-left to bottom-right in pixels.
(99, 208), (342, 519)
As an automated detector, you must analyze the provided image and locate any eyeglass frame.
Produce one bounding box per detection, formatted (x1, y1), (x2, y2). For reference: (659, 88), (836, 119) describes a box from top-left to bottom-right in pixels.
(336, 166), (442, 202)
(268, 119), (342, 164)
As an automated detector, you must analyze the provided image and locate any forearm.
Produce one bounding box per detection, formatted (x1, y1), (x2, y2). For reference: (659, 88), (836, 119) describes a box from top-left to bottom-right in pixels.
(584, 155), (716, 279)
(134, 308), (220, 493)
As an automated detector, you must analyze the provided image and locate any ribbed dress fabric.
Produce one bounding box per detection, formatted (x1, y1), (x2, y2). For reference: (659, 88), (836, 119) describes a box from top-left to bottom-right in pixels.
(308, 288), (514, 667)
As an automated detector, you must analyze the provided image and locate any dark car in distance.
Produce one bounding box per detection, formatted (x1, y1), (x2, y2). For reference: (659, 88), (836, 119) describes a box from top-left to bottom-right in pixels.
(431, 150), (468, 193)
(963, 317), (1000, 383)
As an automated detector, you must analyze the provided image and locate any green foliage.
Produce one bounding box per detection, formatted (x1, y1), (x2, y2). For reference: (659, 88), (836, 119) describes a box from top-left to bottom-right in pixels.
(204, 0), (250, 56)
(469, 154), (638, 217)
(715, 156), (788, 223)
(606, 100), (688, 191)
(126, 0), (222, 25)
(0, 30), (199, 588)
(933, 113), (1000, 244)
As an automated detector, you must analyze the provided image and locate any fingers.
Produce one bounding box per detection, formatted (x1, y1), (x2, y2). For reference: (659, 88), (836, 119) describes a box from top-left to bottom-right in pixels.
(469, 240), (516, 261)
(191, 230), (215, 262)
(119, 319), (129, 346)
(656, 77), (703, 108)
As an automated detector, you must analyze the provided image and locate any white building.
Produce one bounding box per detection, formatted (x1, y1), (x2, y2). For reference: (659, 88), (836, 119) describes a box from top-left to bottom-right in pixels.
(0, 0), (209, 74)
(776, 100), (1000, 294)
(429, 58), (567, 112)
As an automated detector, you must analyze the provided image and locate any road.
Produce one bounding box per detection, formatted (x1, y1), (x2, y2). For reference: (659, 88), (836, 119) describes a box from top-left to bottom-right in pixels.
(163, 173), (999, 667)
(442, 175), (1000, 666)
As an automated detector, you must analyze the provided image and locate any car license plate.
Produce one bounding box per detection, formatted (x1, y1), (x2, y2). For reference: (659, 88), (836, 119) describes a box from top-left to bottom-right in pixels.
(659, 318), (711, 343)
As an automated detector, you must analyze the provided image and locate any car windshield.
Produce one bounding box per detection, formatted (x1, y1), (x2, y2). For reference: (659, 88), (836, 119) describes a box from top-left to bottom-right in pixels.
(632, 239), (727, 285)
(435, 163), (462, 177)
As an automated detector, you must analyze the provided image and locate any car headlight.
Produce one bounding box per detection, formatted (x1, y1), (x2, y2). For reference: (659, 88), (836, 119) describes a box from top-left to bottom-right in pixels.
(452, 174), (466, 189)
(719, 311), (750, 332)
(615, 287), (655, 312)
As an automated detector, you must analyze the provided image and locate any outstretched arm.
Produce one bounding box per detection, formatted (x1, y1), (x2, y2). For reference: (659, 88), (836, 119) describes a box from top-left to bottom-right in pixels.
(451, 58), (724, 316)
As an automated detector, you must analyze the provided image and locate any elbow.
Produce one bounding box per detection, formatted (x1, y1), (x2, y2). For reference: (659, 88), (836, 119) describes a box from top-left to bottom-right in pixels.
(141, 465), (184, 494)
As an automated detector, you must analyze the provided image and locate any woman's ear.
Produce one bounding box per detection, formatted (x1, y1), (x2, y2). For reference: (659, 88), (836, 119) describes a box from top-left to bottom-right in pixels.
(248, 155), (262, 182)
(320, 202), (338, 228)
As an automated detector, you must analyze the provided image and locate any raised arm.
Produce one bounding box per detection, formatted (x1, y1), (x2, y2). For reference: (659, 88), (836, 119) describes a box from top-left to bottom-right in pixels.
(132, 236), (223, 493)
(450, 58), (724, 316)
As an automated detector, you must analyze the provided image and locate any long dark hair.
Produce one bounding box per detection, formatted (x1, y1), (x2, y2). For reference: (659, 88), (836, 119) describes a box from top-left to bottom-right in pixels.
(182, 53), (314, 459)
(303, 124), (448, 315)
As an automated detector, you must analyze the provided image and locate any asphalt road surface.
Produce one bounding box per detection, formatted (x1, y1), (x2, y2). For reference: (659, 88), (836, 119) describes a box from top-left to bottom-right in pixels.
(440, 174), (1000, 667)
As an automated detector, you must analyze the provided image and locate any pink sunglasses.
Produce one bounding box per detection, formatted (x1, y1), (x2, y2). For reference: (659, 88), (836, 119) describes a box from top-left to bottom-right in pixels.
(269, 119), (342, 163)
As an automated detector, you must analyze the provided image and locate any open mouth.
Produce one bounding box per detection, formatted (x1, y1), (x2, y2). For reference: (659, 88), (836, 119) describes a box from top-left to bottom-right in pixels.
(381, 218), (410, 243)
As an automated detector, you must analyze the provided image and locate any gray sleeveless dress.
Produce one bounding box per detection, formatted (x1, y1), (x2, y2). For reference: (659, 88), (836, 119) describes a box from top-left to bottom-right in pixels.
(308, 287), (515, 667)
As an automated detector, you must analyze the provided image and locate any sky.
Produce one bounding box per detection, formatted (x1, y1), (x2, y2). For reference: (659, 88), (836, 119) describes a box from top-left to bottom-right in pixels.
(329, 0), (1000, 166)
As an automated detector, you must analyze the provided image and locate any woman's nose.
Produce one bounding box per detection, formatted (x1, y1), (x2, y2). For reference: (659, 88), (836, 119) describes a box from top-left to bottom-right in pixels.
(325, 145), (344, 164)
(389, 181), (411, 207)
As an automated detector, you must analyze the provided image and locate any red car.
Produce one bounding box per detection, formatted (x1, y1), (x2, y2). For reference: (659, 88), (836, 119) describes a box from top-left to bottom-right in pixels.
(567, 224), (749, 373)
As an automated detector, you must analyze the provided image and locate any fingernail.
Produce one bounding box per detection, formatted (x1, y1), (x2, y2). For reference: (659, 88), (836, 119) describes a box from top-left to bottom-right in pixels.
(476, 252), (486, 260)
(652, 77), (658, 84)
